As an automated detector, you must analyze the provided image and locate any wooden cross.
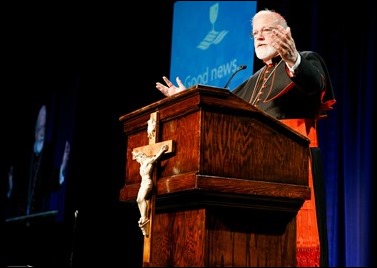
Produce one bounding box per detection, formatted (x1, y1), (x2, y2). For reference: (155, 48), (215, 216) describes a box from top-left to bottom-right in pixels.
(131, 111), (174, 265)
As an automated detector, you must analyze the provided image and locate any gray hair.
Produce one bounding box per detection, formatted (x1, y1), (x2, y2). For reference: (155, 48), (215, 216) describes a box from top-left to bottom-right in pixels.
(252, 9), (288, 29)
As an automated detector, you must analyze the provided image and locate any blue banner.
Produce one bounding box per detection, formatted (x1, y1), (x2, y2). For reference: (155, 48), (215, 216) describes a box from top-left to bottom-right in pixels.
(170, 1), (257, 90)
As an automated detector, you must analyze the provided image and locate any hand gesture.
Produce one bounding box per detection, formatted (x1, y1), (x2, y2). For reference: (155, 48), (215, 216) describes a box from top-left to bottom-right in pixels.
(271, 25), (299, 68)
(156, 76), (186, 97)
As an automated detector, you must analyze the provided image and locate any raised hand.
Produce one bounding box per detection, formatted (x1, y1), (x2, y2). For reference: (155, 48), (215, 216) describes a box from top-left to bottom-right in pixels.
(271, 25), (299, 68)
(156, 76), (186, 97)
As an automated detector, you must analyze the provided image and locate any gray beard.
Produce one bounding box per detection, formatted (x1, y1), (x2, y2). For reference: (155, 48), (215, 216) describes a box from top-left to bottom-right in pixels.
(255, 46), (277, 61)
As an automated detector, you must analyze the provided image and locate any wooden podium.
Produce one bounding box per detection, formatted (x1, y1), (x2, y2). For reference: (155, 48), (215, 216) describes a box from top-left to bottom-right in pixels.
(119, 85), (311, 267)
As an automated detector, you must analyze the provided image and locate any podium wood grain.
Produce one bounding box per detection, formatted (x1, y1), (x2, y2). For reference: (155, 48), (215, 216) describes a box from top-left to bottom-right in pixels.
(119, 85), (310, 267)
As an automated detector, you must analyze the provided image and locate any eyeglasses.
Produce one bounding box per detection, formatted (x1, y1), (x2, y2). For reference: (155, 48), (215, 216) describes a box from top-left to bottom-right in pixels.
(250, 27), (276, 39)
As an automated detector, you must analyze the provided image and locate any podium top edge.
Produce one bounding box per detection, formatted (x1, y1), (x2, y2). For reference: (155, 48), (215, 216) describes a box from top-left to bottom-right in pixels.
(119, 85), (242, 121)
(118, 85), (310, 144)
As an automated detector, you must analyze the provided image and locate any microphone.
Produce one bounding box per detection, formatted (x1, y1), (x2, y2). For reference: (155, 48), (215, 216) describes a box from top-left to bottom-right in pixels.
(223, 65), (247, 89)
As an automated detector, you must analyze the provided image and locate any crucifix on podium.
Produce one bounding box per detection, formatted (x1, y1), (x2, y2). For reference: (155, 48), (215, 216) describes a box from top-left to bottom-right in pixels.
(131, 111), (174, 263)
(120, 85), (310, 267)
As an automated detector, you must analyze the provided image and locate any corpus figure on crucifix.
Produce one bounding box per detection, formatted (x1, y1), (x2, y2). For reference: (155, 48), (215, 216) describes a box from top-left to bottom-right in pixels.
(132, 144), (168, 235)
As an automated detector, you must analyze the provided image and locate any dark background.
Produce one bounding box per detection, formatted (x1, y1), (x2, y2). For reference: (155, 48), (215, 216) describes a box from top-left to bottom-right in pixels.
(1, 1), (375, 267)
